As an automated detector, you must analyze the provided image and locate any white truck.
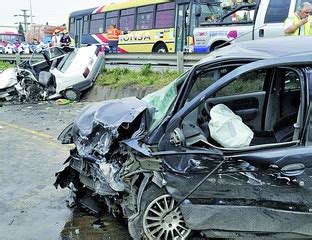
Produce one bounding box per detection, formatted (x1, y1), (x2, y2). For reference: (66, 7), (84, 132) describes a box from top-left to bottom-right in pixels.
(193, 0), (308, 53)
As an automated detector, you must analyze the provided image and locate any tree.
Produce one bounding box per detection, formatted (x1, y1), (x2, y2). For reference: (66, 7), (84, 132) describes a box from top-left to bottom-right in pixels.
(18, 22), (25, 41)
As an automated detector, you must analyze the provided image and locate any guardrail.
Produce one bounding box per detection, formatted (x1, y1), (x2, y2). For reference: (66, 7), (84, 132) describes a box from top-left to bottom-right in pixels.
(0, 53), (39, 63)
(104, 52), (205, 72)
(0, 52), (206, 72)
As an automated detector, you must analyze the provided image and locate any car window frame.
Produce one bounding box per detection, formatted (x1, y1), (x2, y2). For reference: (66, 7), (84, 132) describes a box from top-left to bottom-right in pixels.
(158, 56), (312, 153)
(175, 59), (254, 113)
(147, 59), (255, 145)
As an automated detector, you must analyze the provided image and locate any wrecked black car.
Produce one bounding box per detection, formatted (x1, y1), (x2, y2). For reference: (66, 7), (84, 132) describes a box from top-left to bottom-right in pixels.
(55, 37), (312, 239)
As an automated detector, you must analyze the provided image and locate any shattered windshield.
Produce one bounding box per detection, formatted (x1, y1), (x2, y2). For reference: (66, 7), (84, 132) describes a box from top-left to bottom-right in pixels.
(142, 71), (189, 132)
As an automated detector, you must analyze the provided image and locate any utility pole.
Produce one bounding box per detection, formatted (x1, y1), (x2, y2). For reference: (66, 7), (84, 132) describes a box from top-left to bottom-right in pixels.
(29, 0), (33, 26)
(14, 9), (34, 32)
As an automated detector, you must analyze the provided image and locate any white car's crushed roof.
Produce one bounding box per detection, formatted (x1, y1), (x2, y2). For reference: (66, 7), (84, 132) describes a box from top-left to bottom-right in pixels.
(199, 36), (312, 65)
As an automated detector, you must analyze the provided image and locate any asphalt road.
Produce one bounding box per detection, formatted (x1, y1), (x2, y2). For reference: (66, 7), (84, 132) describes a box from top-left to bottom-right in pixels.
(0, 101), (131, 240)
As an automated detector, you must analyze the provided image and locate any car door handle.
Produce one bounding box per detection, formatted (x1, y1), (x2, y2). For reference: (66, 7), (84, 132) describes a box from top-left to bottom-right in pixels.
(259, 29), (264, 37)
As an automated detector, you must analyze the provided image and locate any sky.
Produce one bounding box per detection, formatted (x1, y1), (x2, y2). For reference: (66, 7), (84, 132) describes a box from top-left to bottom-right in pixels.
(0, 0), (120, 28)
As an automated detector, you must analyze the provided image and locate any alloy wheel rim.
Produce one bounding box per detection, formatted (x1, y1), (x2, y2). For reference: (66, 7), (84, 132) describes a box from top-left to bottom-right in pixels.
(143, 194), (191, 239)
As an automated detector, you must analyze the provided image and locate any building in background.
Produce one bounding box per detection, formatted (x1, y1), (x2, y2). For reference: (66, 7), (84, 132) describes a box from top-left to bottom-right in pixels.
(25, 24), (65, 44)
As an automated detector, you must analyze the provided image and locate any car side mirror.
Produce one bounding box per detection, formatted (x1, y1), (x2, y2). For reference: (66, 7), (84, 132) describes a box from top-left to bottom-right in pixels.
(169, 128), (186, 147)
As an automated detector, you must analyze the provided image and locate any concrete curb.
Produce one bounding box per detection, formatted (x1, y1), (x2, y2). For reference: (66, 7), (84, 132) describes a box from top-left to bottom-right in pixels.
(84, 85), (159, 102)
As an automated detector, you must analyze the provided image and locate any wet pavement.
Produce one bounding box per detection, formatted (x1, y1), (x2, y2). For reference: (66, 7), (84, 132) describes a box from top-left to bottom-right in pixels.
(0, 101), (131, 240)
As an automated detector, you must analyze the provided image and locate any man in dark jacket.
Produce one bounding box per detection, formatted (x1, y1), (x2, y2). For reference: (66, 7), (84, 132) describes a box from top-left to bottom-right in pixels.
(60, 31), (72, 47)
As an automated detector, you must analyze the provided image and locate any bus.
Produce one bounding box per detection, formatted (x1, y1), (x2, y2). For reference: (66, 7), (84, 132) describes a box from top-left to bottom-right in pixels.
(68, 0), (223, 53)
(0, 29), (21, 47)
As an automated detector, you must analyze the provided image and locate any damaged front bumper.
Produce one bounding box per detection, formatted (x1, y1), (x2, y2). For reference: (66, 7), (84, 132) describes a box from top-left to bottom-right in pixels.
(55, 97), (153, 197)
(57, 150), (126, 196)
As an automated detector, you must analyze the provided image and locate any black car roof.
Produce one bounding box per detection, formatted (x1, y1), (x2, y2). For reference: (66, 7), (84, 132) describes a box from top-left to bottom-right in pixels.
(199, 36), (312, 64)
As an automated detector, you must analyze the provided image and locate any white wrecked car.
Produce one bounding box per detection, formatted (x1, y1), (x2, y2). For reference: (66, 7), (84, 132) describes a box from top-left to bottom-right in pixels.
(0, 45), (104, 101)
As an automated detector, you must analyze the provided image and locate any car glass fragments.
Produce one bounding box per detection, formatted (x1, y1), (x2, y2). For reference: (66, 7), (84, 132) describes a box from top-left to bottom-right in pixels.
(142, 70), (189, 132)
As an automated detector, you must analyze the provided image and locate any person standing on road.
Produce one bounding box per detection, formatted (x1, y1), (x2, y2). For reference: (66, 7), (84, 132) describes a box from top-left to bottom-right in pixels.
(51, 30), (62, 47)
(107, 24), (122, 53)
(51, 33), (57, 47)
(284, 2), (312, 36)
(60, 30), (72, 47)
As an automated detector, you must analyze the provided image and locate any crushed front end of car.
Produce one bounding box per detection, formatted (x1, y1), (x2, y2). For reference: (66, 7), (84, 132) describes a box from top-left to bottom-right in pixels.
(54, 97), (159, 214)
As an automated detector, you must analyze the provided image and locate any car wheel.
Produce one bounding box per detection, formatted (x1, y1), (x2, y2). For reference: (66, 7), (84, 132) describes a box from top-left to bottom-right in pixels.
(63, 88), (81, 101)
(128, 184), (191, 240)
(153, 43), (168, 53)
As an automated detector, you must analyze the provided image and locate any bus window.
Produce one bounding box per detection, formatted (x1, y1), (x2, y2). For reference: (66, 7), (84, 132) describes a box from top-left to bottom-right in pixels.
(120, 8), (135, 31)
(105, 11), (119, 30)
(68, 0), (201, 53)
(69, 18), (75, 35)
(137, 5), (155, 30)
(90, 13), (105, 34)
(155, 2), (175, 28)
(83, 15), (90, 35)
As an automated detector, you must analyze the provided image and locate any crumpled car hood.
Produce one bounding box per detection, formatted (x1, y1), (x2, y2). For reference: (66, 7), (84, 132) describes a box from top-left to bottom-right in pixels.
(73, 97), (151, 137)
(72, 97), (153, 159)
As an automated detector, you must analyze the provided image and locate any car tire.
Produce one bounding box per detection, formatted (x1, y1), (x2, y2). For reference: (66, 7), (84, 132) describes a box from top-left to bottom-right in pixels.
(128, 184), (191, 240)
(63, 88), (81, 101)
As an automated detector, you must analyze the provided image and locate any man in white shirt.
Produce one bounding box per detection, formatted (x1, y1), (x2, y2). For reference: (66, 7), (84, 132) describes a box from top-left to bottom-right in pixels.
(51, 30), (61, 47)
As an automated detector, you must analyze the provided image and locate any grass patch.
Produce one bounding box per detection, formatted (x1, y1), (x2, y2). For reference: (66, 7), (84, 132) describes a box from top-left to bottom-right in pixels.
(96, 64), (180, 88)
(0, 61), (13, 71)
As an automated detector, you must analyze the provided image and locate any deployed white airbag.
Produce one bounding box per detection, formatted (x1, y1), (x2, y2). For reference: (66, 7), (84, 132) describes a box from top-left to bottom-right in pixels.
(208, 104), (254, 148)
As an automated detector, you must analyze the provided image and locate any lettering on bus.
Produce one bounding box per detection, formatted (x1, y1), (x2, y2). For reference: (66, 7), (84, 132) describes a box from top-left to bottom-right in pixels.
(120, 32), (151, 42)
(209, 31), (228, 37)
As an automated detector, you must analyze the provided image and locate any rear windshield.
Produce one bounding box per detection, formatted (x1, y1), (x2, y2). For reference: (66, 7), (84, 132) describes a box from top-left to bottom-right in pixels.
(58, 51), (77, 72)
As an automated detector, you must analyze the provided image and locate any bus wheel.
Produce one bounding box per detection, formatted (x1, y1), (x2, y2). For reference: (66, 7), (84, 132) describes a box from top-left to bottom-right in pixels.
(153, 43), (168, 53)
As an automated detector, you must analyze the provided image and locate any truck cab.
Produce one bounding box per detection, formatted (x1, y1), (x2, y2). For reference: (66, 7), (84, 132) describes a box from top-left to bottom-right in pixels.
(194, 0), (307, 53)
